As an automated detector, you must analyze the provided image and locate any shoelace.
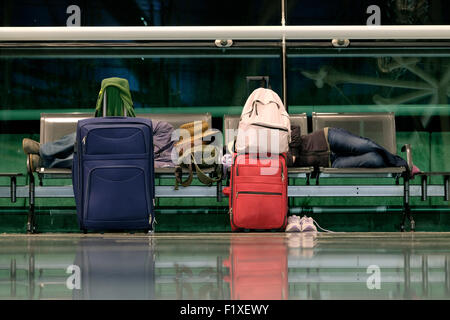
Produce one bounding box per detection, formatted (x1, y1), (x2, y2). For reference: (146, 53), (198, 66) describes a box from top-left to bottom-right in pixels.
(312, 218), (335, 233)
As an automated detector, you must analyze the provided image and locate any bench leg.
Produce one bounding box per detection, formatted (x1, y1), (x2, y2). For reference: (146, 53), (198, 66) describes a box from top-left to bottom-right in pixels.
(216, 179), (222, 202)
(400, 211), (411, 232)
(400, 214), (406, 232)
(27, 173), (36, 234)
(407, 205), (415, 232)
(401, 178), (415, 232)
(10, 176), (17, 203)
(445, 175), (449, 202)
(400, 207), (415, 232)
(27, 209), (35, 234)
(421, 175), (427, 201)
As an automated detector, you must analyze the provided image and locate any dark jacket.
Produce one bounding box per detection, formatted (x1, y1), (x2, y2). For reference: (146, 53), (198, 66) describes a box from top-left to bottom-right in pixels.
(288, 126), (330, 167)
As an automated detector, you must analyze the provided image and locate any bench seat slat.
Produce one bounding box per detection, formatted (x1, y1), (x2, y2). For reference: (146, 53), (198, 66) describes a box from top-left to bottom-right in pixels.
(35, 167), (217, 176)
(319, 167), (406, 174)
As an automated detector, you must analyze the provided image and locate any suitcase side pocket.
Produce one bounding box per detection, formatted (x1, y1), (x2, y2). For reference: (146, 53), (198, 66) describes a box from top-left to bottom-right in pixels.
(233, 190), (286, 230)
(84, 166), (151, 223)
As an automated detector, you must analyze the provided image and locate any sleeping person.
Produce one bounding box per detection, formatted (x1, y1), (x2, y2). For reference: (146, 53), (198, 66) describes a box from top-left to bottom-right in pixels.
(286, 126), (421, 176)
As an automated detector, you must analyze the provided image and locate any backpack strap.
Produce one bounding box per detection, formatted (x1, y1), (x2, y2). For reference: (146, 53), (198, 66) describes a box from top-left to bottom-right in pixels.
(192, 155), (223, 186)
(174, 147), (223, 189)
(174, 164), (194, 190)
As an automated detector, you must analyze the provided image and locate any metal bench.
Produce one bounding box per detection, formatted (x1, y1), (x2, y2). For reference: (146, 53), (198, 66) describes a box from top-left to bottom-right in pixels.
(223, 112), (450, 232)
(25, 112), (216, 233)
(312, 112), (408, 179)
(33, 112), (213, 179)
(310, 112), (414, 231)
(16, 111), (450, 233)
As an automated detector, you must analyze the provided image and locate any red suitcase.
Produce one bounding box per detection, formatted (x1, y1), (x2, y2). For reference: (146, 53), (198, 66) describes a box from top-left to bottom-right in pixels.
(223, 153), (288, 231)
(223, 236), (288, 300)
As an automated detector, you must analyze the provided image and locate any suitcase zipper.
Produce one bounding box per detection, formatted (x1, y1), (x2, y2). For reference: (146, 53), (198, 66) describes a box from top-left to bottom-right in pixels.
(236, 158), (285, 178)
(82, 136), (87, 154)
(236, 191), (282, 198)
(83, 125), (148, 155)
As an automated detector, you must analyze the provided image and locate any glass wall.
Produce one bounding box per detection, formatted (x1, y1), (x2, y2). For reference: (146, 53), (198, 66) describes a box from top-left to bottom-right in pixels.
(0, 0), (281, 26)
(3, 0), (449, 27)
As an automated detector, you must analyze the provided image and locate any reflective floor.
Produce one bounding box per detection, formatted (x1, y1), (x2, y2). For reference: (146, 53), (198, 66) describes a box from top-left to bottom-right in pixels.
(1, 232), (450, 300)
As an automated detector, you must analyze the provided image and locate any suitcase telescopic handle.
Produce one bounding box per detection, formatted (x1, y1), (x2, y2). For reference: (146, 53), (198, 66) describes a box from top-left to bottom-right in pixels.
(103, 91), (127, 117)
(246, 76), (269, 96)
(246, 76), (269, 87)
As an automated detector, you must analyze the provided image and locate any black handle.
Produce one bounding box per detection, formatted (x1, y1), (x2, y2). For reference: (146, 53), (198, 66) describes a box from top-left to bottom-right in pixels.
(246, 76), (269, 96)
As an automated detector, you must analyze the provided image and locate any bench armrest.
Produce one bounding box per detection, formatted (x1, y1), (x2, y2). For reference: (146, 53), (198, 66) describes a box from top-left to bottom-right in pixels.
(401, 144), (413, 175)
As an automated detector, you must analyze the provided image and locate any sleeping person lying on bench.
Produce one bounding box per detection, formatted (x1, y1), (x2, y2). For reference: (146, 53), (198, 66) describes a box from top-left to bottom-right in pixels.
(22, 119), (176, 170)
(286, 126), (421, 176)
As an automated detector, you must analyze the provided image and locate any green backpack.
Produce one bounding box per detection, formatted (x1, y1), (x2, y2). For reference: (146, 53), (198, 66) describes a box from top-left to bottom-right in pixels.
(94, 77), (136, 117)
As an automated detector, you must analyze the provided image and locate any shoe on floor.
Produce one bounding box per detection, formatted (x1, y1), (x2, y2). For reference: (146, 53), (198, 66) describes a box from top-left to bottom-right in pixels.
(285, 215), (301, 232)
(299, 216), (317, 232)
(22, 138), (41, 155)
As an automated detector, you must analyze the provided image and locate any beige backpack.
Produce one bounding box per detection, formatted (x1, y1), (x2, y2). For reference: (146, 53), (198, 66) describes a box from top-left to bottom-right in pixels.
(235, 88), (291, 154)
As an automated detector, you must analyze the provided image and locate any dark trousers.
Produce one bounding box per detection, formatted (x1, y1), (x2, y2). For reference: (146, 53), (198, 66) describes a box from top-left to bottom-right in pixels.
(327, 127), (408, 168)
(39, 132), (76, 169)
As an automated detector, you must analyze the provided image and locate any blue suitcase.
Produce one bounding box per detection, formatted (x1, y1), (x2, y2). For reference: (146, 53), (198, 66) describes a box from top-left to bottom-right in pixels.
(72, 116), (155, 232)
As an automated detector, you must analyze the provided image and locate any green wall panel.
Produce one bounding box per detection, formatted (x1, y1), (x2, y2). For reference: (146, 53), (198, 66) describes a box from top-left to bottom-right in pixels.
(430, 132), (450, 207)
(3, 105), (450, 121)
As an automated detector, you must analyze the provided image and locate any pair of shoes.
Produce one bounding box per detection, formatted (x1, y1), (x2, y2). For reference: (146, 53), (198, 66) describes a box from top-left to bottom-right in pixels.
(22, 138), (41, 155)
(285, 215), (317, 232)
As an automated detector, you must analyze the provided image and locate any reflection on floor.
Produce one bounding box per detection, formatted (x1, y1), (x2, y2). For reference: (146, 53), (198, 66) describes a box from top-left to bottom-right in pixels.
(0, 232), (450, 300)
